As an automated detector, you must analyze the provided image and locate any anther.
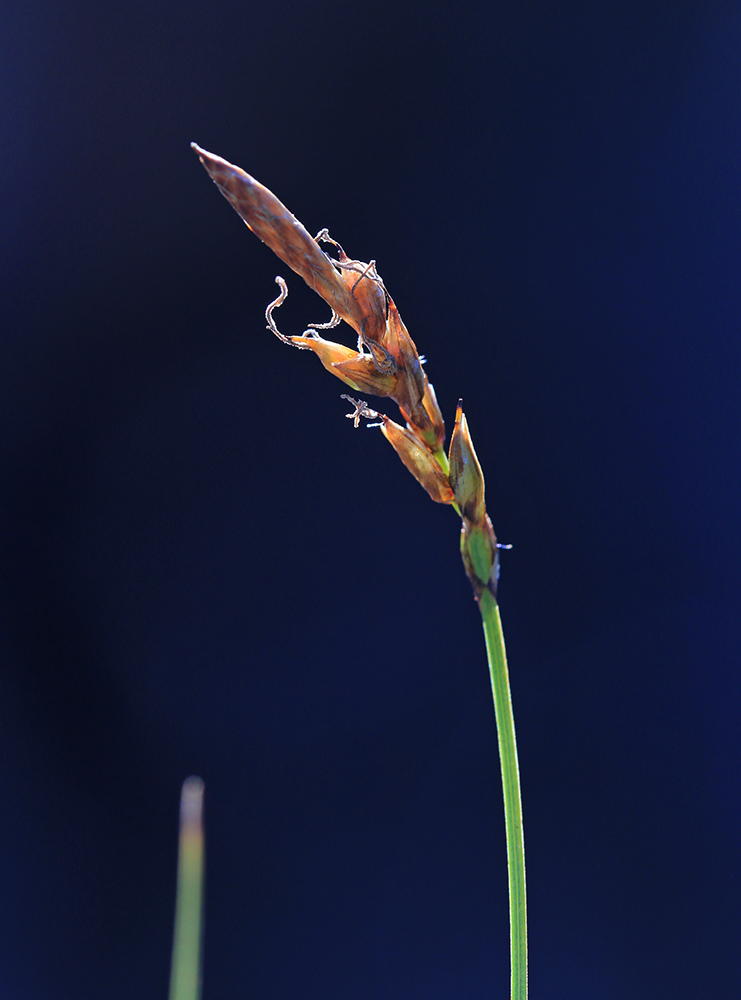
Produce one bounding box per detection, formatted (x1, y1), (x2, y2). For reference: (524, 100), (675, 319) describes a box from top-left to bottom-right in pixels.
(340, 394), (383, 428)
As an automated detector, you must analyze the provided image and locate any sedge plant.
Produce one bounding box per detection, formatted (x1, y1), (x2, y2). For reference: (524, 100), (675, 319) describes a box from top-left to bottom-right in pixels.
(192, 144), (527, 999)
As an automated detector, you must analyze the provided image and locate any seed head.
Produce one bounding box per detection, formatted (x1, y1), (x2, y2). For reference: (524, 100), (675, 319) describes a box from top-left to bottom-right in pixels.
(193, 144), (502, 598)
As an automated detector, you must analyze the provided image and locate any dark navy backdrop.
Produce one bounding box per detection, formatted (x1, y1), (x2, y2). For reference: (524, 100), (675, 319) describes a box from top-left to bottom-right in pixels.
(2, 1), (739, 996)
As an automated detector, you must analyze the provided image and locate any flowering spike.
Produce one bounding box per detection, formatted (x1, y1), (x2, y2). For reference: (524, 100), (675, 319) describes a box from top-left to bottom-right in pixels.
(379, 417), (455, 505)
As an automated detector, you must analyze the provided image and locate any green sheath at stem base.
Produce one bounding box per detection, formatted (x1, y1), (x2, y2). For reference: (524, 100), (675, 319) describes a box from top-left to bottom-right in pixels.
(479, 590), (528, 1000)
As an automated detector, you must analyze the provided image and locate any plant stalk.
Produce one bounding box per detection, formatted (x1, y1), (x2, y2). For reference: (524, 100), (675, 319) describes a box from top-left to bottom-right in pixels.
(169, 777), (205, 1000)
(479, 589), (527, 1000)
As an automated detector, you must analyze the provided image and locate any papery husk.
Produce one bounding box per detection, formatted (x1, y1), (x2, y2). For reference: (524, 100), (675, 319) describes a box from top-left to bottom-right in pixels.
(380, 418), (455, 505)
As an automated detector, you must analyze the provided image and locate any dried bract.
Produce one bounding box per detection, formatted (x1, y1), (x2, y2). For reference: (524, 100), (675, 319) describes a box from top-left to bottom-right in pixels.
(380, 418), (455, 505)
(448, 402), (486, 525)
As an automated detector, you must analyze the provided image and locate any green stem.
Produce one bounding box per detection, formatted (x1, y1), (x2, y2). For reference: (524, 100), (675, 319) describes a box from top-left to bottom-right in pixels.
(479, 590), (527, 1000)
(169, 777), (205, 1000)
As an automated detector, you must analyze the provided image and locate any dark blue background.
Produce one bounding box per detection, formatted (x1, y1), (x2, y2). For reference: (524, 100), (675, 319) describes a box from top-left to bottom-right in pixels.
(2, 1), (739, 996)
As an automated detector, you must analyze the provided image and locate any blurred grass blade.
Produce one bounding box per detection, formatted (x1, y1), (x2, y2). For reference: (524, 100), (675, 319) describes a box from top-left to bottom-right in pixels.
(169, 777), (205, 1000)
